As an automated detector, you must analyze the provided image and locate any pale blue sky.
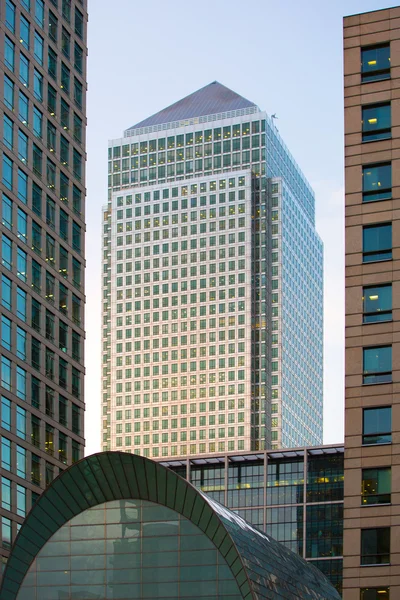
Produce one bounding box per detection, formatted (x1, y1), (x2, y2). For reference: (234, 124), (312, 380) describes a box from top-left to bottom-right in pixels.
(84, 0), (395, 455)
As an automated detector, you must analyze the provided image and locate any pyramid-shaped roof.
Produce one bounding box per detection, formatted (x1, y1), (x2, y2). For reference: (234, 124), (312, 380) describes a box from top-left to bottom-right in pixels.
(129, 81), (258, 130)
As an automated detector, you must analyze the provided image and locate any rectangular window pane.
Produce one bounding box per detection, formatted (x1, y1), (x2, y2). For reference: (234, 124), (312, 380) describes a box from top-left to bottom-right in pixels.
(363, 224), (392, 262)
(361, 528), (390, 565)
(363, 406), (391, 445)
(362, 163), (391, 202)
(361, 44), (390, 82)
(362, 103), (391, 142)
(363, 284), (392, 323)
(363, 346), (392, 384)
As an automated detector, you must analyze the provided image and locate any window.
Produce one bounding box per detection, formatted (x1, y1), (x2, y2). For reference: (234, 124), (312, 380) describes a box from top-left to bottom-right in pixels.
(362, 163), (391, 202)
(363, 284), (392, 323)
(360, 589), (389, 600)
(361, 528), (390, 565)
(362, 44), (390, 82)
(363, 407), (391, 445)
(362, 467), (391, 505)
(362, 103), (391, 142)
(363, 346), (391, 384)
(363, 224), (391, 262)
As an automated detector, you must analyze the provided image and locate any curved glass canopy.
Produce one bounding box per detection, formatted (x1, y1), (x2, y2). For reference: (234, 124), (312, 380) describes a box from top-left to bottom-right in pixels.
(1, 452), (341, 599)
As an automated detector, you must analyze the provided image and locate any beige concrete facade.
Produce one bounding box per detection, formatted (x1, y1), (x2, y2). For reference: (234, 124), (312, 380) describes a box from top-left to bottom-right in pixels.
(344, 7), (400, 599)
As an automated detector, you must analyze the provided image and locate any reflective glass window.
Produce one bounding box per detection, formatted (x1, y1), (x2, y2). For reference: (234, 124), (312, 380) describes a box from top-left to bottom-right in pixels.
(363, 406), (391, 445)
(363, 223), (392, 262)
(362, 467), (391, 505)
(361, 528), (390, 565)
(363, 284), (392, 323)
(363, 346), (391, 384)
(362, 163), (391, 202)
(361, 44), (390, 82)
(362, 103), (391, 141)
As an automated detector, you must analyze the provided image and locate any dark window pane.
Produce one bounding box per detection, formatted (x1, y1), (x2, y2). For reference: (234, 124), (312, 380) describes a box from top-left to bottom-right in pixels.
(362, 163), (391, 202)
(361, 528), (390, 565)
(362, 103), (391, 141)
(362, 44), (390, 82)
(363, 407), (391, 445)
(363, 284), (392, 323)
(362, 467), (391, 505)
(363, 346), (392, 384)
(363, 224), (392, 262)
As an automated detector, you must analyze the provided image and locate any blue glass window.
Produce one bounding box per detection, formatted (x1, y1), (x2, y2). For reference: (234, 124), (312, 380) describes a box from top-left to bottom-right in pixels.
(35, 0), (44, 27)
(363, 346), (392, 384)
(1, 438), (11, 471)
(363, 224), (392, 262)
(2, 235), (12, 270)
(18, 169), (28, 204)
(362, 163), (391, 202)
(1, 516), (12, 549)
(1, 477), (11, 510)
(18, 92), (29, 125)
(19, 53), (29, 87)
(33, 68), (43, 101)
(17, 208), (27, 243)
(16, 445), (26, 478)
(16, 288), (26, 322)
(363, 284), (392, 323)
(2, 155), (13, 191)
(3, 115), (13, 151)
(20, 15), (30, 49)
(362, 103), (391, 142)
(17, 248), (27, 282)
(1, 397), (11, 431)
(4, 36), (15, 71)
(21, 0), (30, 11)
(33, 107), (43, 139)
(17, 327), (26, 360)
(4, 75), (14, 110)
(18, 130), (28, 164)
(2, 276), (11, 311)
(16, 484), (26, 517)
(1, 356), (11, 391)
(362, 44), (390, 83)
(16, 367), (26, 401)
(1, 316), (11, 351)
(5, 1), (15, 33)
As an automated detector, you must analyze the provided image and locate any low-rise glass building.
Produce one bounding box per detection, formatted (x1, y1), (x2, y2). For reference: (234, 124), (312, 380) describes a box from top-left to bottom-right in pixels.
(160, 444), (344, 593)
(0, 451), (341, 599)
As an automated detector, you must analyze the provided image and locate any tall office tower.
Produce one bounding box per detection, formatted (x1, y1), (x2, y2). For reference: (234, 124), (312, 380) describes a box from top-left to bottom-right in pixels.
(102, 82), (323, 459)
(343, 7), (400, 600)
(0, 0), (87, 567)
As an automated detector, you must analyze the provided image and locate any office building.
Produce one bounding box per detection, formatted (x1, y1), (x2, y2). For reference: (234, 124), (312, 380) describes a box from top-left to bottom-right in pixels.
(0, 0), (87, 567)
(161, 444), (344, 594)
(102, 82), (324, 457)
(0, 451), (341, 599)
(344, 7), (400, 600)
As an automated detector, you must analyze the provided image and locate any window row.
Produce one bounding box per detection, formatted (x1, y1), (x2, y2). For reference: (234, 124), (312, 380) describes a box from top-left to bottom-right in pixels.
(114, 380), (246, 395)
(115, 301), (246, 318)
(115, 441), (244, 457)
(113, 233), (246, 251)
(111, 144), (264, 170)
(116, 205), (246, 223)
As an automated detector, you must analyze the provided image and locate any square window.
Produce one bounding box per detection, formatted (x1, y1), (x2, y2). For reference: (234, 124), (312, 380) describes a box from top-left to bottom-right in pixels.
(362, 467), (391, 505)
(362, 103), (391, 142)
(363, 284), (392, 323)
(362, 163), (391, 202)
(363, 346), (391, 384)
(363, 224), (392, 263)
(360, 527), (390, 565)
(363, 407), (391, 445)
(361, 44), (390, 83)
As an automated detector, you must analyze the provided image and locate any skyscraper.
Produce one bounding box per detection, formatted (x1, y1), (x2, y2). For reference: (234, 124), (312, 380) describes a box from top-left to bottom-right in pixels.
(102, 82), (323, 458)
(343, 7), (400, 600)
(0, 0), (86, 566)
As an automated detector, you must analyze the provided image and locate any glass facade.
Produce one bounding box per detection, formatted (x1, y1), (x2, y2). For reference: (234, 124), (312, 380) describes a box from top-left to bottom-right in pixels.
(162, 445), (344, 594)
(0, 0), (87, 564)
(1, 451), (341, 600)
(102, 82), (323, 457)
